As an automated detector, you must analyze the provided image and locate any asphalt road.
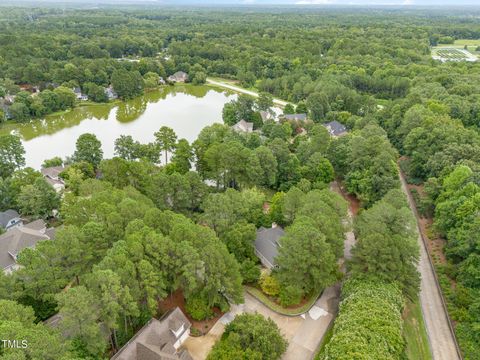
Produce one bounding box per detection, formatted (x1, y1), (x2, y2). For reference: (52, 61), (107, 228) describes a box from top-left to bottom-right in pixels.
(399, 172), (461, 360)
(206, 78), (289, 107)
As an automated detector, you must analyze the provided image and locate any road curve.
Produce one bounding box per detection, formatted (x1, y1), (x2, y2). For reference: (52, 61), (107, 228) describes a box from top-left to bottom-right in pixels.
(206, 78), (290, 107)
(399, 171), (461, 360)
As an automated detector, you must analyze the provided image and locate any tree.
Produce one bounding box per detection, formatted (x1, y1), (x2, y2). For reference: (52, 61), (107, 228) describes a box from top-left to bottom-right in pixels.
(171, 139), (194, 174)
(56, 286), (107, 357)
(254, 146), (278, 187)
(84, 82), (108, 102)
(155, 126), (177, 164)
(350, 189), (420, 298)
(208, 313), (287, 360)
(42, 157), (63, 168)
(17, 177), (60, 219)
(9, 102), (30, 122)
(53, 86), (76, 110)
(73, 133), (103, 168)
(256, 92), (273, 112)
(0, 134), (25, 178)
(283, 103), (295, 114)
(276, 217), (337, 297)
(111, 68), (144, 99)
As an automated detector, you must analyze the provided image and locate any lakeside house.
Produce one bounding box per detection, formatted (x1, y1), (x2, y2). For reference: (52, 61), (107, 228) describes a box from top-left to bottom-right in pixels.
(73, 87), (88, 101)
(105, 86), (118, 100)
(0, 210), (23, 231)
(112, 307), (192, 360)
(232, 119), (254, 133)
(255, 224), (285, 269)
(168, 71), (189, 83)
(41, 166), (67, 192)
(323, 121), (347, 137)
(0, 220), (55, 274)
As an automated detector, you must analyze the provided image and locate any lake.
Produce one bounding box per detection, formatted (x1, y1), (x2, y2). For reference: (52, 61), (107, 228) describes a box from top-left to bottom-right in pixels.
(0, 85), (237, 169)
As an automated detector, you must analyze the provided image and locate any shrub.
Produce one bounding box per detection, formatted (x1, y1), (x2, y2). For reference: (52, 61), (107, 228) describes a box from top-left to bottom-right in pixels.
(259, 273), (280, 297)
(240, 260), (261, 284)
(185, 293), (214, 321)
(279, 285), (303, 306)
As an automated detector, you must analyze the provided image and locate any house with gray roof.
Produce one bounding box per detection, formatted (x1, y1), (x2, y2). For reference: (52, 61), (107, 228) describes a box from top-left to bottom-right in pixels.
(112, 307), (192, 360)
(255, 225), (285, 269)
(168, 71), (189, 83)
(0, 210), (22, 231)
(282, 113), (307, 122)
(41, 166), (67, 192)
(323, 121), (347, 137)
(232, 119), (254, 133)
(0, 220), (55, 274)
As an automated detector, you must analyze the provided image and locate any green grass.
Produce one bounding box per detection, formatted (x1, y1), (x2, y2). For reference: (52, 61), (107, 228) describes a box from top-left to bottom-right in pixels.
(245, 286), (321, 316)
(403, 299), (432, 360)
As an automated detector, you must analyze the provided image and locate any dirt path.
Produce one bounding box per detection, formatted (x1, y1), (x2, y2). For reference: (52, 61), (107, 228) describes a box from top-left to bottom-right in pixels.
(399, 171), (461, 360)
(206, 78), (290, 107)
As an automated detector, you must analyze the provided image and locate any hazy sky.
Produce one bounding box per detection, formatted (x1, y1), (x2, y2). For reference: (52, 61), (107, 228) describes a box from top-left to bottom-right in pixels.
(14, 0), (480, 5)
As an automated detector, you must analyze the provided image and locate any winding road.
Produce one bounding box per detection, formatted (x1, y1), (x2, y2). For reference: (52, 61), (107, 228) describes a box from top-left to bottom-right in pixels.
(399, 171), (461, 360)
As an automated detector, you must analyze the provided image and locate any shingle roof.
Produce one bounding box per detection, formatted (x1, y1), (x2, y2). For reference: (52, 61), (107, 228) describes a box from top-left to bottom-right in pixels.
(112, 307), (192, 360)
(323, 121), (347, 137)
(0, 220), (52, 270)
(232, 119), (254, 133)
(255, 226), (285, 268)
(0, 210), (20, 229)
(283, 113), (307, 121)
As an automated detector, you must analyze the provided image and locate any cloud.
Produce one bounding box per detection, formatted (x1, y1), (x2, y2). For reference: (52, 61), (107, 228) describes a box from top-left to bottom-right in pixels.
(402, 0), (414, 4)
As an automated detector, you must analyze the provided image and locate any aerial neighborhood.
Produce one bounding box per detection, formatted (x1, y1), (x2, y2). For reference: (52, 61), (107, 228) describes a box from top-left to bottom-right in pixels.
(0, 3), (478, 360)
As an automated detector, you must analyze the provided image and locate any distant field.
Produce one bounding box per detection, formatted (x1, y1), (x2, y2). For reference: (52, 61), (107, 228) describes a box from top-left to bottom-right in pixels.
(432, 43), (478, 62)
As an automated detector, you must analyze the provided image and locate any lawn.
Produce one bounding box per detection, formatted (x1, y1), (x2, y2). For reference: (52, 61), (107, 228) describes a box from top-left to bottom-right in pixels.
(245, 286), (321, 316)
(403, 299), (432, 360)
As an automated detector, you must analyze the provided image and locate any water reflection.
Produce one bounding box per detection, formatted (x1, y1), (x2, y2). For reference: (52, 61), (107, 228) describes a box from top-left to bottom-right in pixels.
(0, 85), (236, 169)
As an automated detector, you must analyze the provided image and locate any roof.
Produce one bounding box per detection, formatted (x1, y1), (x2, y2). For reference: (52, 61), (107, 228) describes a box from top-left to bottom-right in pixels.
(0, 220), (53, 270)
(168, 72), (188, 82)
(41, 166), (65, 179)
(323, 121), (347, 137)
(283, 113), (307, 121)
(260, 111), (274, 122)
(0, 210), (20, 228)
(112, 307), (192, 360)
(232, 119), (254, 133)
(255, 226), (285, 268)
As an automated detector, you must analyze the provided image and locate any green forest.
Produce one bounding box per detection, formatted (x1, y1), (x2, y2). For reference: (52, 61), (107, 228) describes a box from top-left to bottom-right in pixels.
(0, 4), (479, 360)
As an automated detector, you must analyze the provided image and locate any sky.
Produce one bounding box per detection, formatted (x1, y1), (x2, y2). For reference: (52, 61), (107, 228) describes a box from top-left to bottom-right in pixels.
(12, 0), (480, 5)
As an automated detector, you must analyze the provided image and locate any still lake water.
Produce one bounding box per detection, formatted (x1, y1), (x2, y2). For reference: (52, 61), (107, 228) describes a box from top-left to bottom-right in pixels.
(0, 85), (236, 169)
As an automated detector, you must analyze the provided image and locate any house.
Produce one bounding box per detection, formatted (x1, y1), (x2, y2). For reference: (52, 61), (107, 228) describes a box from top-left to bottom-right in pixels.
(0, 210), (23, 231)
(168, 71), (189, 83)
(232, 119), (254, 133)
(0, 220), (55, 274)
(282, 113), (307, 122)
(73, 87), (88, 101)
(159, 77), (166, 85)
(105, 86), (118, 100)
(255, 224), (285, 269)
(41, 166), (67, 192)
(260, 110), (275, 123)
(112, 307), (192, 360)
(323, 121), (347, 137)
